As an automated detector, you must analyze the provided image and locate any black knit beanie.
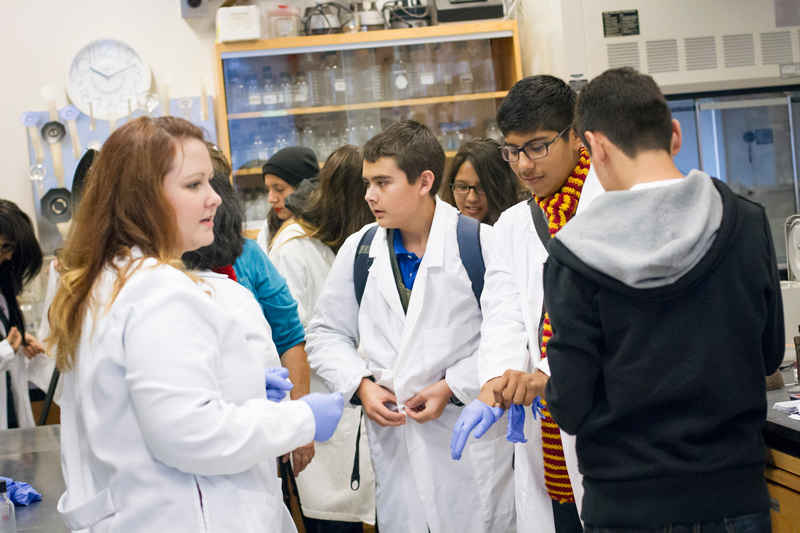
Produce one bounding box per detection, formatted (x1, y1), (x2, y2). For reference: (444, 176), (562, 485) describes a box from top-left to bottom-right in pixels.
(262, 146), (319, 188)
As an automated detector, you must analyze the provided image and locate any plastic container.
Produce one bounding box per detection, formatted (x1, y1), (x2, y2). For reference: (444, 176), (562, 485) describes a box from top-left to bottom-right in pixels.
(267, 5), (300, 39)
(0, 481), (15, 533)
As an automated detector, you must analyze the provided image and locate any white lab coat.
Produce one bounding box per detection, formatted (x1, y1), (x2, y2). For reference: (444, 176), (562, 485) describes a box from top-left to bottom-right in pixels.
(477, 166), (604, 532)
(197, 270), (282, 369)
(27, 260), (63, 407)
(269, 222), (376, 524)
(307, 199), (516, 533)
(0, 294), (35, 429)
(57, 251), (316, 532)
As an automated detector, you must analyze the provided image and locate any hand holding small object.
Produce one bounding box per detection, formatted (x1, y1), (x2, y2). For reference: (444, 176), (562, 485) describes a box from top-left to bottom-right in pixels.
(450, 399), (504, 460)
(264, 367), (293, 402)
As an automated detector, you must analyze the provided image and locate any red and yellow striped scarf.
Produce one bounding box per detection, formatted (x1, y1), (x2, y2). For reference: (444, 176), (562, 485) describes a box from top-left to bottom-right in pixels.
(534, 147), (590, 504)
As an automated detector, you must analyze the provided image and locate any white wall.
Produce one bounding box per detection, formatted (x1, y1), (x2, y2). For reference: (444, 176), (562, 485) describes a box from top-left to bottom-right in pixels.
(0, 0), (564, 226)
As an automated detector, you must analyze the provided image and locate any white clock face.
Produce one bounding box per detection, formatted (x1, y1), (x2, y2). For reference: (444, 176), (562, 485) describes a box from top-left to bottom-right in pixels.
(66, 38), (152, 121)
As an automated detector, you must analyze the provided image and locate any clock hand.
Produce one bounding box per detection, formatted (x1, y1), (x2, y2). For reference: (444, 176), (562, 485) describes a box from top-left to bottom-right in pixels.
(90, 67), (110, 80)
(107, 64), (136, 78)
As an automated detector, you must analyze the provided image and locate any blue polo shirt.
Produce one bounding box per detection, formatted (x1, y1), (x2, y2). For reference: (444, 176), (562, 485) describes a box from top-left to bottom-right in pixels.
(393, 230), (423, 290)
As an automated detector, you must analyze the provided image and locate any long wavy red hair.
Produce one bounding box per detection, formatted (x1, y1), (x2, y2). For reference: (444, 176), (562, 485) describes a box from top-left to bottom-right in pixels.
(46, 116), (205, 371)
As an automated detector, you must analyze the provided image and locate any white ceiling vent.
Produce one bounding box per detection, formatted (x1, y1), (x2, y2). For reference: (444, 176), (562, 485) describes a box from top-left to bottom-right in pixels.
(607, 42), (640, 70)
(685, 36), (718, 70)
(723, 33), (756, 68)
(761, 31), (793, 64)
(646, 39), (680, 73)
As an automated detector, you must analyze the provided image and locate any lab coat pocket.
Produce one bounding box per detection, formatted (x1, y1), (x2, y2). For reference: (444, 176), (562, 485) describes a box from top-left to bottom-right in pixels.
(57, 487), (116, 530)
(422, 323), (476, 375)
(465, 433), (516, 522)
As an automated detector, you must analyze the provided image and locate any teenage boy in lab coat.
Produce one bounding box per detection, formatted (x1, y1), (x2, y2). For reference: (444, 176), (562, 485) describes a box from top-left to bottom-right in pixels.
(544, 67), (783, 532)
(306, 120), (515, 533)
(450, 75), (604, 533)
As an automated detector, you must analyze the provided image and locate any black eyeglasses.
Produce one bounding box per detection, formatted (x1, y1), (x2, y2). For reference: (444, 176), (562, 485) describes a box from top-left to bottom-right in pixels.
(500, 124), (572, 162)
(451, 183), (485, 196)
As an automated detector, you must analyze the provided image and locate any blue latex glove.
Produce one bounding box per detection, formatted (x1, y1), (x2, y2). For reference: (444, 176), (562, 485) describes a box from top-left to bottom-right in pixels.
(506, 396), (546, 444)
(450, 400), (505, 460)
(299, 392), (344, 442)
(0, 476), (41, 506)
(264, 367), (293, 402)
(507, 404), (527, 443)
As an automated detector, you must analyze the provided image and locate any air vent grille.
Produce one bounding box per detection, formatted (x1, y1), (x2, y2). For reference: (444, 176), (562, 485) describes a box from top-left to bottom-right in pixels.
(607, 42), (640, 70)
(646, 39), (679, 73)
(761, 31), (793, 64)
(685, 36), (717, 70)
(723, 34), (756, 67)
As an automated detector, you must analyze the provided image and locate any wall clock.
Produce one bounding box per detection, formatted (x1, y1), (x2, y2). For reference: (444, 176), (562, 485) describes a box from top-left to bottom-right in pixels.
(66, 37), (152, 121)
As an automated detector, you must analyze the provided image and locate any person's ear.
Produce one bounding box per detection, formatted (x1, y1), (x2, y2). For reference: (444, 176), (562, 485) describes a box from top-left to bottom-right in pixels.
(568, 129), (583, 152)
(418, 170), (435, 197)
(584, 131), (605, 164)
(670, 119), (683, 157)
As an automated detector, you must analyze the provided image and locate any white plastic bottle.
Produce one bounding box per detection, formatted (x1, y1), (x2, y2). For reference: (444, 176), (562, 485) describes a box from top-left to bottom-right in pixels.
(0, 481), (15, 533)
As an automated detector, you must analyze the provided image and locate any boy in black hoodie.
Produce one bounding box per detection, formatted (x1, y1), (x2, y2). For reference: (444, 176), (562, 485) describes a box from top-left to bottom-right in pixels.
(544, 67), (784, 531)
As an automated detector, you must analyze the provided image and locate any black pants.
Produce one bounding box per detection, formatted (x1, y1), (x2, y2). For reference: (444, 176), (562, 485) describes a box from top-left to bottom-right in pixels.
(552, 499), (583, 533)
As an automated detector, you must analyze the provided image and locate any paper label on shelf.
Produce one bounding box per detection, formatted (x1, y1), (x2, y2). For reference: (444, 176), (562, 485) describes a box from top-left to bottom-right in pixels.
(334, 80), (346, 92)
(460, 71), (473, 84)
(420, 73), (434, 86)
(263, 94), (278, 105)
(295, 88), (308, 102)
(249, 94), (262, 106)
(394, 74), (408, 90)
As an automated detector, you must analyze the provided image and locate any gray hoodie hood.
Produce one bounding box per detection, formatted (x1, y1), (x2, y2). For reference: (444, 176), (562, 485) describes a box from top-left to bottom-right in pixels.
(554, 170), (723, 289)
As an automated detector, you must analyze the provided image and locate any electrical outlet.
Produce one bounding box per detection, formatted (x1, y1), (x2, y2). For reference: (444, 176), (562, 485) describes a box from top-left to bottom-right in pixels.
(181, 0), (209, 18)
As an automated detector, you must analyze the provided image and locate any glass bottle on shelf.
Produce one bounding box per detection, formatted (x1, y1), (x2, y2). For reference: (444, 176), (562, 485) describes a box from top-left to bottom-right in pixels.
(226, 70), (245, 114)
(294, 72), (311, 108)
(361, 48), (383, 103)
(455, 42), (474, 95)
(300, 54), (320, 107)
(343, 50), (363, 105)
(435, 43), (456, 97)
(262, 67), (279, 110)
(326, 52), (347, 106)
(300, 120), (317, 154)
(411, 44), (436, 98)
(470, 40), (496, 93)
(485, 119), (503, 144)
(386, 46), (413, 101)
(319, 53), (334, 106)
(246, 75), (263, 110)
(279, 72), (293, 109)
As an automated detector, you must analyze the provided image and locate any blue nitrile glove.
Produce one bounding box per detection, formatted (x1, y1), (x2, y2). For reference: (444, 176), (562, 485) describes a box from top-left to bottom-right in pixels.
(299, 392), (344, 442)
(506, 396), (545, 444)
(450, 400), (505, 460)
(264, 367), (293, 402)
(507, 404), (527, 443)
(0, 476), (41, 506)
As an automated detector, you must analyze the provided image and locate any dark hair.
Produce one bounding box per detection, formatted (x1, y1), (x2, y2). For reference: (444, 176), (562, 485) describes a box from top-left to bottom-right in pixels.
(292, 145), (374, 253)
(0, 200), (43, 340)
(182, 171), (245, 270)
(441, 139), (528, 225)
(575, 67), (672, 158)
(496, 75), (575, 137)
(362, 120), (445, 197)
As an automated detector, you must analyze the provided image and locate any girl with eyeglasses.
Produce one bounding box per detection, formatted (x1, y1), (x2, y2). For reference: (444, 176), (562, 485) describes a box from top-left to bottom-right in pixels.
(0, 199), (44, 428)
(441, 138), (529, 225)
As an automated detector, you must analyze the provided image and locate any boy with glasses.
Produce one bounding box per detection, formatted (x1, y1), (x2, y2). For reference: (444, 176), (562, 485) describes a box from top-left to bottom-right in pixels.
(451, 75), (604, 532)
(544, 67), (782, 532)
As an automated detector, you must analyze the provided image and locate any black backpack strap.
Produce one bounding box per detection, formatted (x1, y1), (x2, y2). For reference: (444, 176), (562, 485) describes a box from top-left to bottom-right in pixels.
(455, 214), (485, 307)
(350, 410), (363, 491)
(529, 199), (551, 248)
(353, 225), (379, 306)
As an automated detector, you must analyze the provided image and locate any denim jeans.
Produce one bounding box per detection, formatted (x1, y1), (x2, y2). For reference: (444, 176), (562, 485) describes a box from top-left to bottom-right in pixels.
(584, 510), (771, 533)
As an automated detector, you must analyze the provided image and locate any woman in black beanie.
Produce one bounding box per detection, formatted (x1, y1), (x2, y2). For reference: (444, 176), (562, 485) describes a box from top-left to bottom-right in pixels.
(256, 146), (319, 252)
